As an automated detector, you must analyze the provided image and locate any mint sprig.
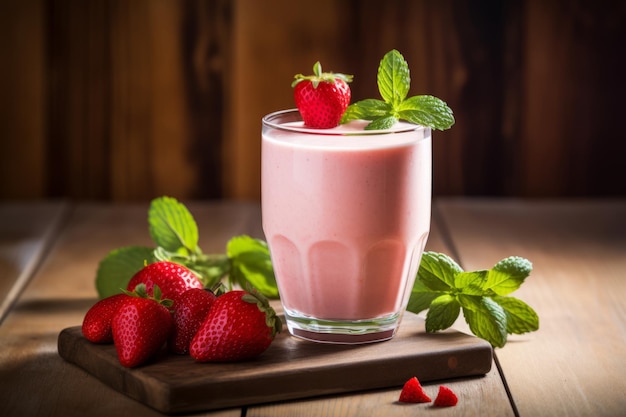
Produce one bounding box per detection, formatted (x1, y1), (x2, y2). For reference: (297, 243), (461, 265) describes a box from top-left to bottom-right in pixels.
(95, 196), (278, 299)
(408, 252), (539, 347)
(341, 49), (455, 131)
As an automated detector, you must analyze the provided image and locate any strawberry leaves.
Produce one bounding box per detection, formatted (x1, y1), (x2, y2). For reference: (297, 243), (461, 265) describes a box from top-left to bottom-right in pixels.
(149, 196), (200, 255)
(341, 49), (455, 131)
(96, 197), (278, 299)
(292, 61), (353, 88)
(96, 246), (155, 299)
(227, 236), (279, 298)
(409, 252), (539, 348)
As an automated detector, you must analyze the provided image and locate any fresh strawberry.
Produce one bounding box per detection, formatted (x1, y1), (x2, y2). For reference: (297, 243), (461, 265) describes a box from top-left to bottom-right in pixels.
(168, 288), (217, 355)
(433, 385), (458, 407)
(126, 261), (203, 305)
(398, 376), (432, 403)
(111, 284), (174, 368)
(292, 61), (352, 128)
(189, 289), (282, 362)
(82, 293), (130, 343)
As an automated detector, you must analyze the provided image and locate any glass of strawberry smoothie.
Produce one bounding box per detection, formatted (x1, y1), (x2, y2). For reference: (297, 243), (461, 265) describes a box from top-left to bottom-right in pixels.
(262, 109), (432, 344)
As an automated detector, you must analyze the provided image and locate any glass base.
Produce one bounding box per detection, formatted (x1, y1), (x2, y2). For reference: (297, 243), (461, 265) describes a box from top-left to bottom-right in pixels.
(284, 309), (401, 344)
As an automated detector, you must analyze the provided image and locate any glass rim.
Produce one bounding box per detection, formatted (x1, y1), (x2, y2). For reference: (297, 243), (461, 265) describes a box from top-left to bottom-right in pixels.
(262, 109), (427, 136)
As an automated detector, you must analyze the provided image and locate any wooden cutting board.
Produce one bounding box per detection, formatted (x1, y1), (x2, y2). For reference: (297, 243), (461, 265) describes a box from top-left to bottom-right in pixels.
(58, 312), (492, 414)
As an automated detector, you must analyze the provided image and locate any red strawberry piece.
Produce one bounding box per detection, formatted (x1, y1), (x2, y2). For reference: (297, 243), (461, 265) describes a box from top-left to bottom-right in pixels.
(82, 293), (130, 343)
(398, 376), (432, 403)
(292, 61), (352, 129)
(111, 284), (174, 368)
(126, 261), (203, 305)
(189, 288), (282, 362)
(433, 385), (458, 407)
(168, 288), (217, 355)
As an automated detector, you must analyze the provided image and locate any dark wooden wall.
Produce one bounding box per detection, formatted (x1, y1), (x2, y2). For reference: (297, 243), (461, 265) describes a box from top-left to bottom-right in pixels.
(1, 0), (625, 201)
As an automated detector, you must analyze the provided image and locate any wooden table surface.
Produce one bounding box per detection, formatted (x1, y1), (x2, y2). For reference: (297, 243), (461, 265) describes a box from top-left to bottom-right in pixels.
(0, 198), (624, 417)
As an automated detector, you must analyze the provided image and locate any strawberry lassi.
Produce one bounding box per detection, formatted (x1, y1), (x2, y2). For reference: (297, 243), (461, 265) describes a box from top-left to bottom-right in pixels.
(262, 109), (432, 343)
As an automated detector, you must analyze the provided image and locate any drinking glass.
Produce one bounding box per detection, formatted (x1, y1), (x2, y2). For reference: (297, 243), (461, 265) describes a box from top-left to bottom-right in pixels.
(261, 109), (432, 343)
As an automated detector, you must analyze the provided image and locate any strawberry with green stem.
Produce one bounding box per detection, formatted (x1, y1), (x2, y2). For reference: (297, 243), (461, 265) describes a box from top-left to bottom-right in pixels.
(126, 260), (203, 306)
(292, 61), (353, 129)
(112, 284), (174, 368)
(190, 288), (282, 362)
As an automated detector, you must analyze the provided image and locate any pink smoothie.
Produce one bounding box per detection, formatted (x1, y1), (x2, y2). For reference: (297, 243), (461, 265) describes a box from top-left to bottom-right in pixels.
(262, 113), (432, 326)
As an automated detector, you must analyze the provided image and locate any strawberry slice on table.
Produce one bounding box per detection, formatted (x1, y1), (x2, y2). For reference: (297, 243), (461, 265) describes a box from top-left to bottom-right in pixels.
(168, 287), (217, 355)
(111, 284), (174, 368)
(433, 385), (458, 407)
(82, 293), (130, 343)
(292, 61), (353, 129)
(126, 261), (203, 305)
(189, 288), (282, 362)
(398, 376), (432, 403)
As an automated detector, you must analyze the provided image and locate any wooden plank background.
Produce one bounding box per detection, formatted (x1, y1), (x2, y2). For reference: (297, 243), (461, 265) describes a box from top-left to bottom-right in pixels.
(1, 0), (625, 201)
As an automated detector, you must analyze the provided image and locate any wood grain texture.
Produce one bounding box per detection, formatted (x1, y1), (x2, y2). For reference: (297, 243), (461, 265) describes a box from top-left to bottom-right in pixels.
(2, 0), (625, 201)
(0, 0), (46, 198)
(247, 367), (513, 417)
(437, 198), (626, 417)
(0, 201), (67, 324)
(521, 0), (626, 197)
(58, 312), (492, 414)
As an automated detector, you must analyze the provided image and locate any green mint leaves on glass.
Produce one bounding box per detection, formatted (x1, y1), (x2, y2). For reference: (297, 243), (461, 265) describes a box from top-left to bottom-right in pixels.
(95, 196), (278, 299)
(341, 49), (455, 131)
(408, 252), (539, 348)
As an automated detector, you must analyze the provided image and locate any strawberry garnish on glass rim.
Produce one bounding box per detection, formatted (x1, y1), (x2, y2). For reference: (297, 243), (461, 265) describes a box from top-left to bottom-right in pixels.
(292, 61), (353, 129)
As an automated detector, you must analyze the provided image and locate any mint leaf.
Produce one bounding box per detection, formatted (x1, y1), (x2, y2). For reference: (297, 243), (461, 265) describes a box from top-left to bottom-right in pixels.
(485, 256), (532, 296)
(462, 297), (508, 348)
(365, 116), (398, 130)
(479, 256), (532, 296)
(409, 251), (538, 348)
(417, 251), (462, 291)
(227, 235), (279, 298)
(96, 246), (155, 298)
(377, 49), (410, 107)
(148, 196), (199, 254)
(482, 269), (520, 296)
(456, 293), (484, 312)
(407, 279), (442, 314)
(398, 95), (455, 131)
(454, 270), (489, 295)
(493, 295), (539, 335)
(341, 49), (455, 130)
(425, 294), (460, 332)
(341, 99), (390, 122)
(494, 256), (532, 278)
